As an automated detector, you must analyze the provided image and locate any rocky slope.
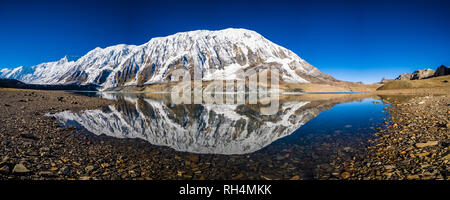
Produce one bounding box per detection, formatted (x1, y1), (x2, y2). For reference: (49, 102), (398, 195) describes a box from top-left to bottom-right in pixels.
(0, 28), (334, 90)
(395, 65), (449, 81)
(396, 68), (435, 80)
(377, 75), (450, 91)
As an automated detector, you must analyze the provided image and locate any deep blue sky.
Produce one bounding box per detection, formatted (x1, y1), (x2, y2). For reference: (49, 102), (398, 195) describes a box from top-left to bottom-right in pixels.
(0, 0), (449, 83)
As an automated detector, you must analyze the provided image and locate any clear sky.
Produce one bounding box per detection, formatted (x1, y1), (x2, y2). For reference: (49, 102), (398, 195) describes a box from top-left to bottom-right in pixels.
(0, 0), (449, 83)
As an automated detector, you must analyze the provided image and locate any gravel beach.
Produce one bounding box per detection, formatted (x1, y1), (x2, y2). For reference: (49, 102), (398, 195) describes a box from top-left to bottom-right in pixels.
(352, 94), (450, 180)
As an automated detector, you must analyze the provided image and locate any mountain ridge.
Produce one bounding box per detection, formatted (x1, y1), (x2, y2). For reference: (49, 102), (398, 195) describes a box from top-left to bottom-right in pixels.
(0, 28), (335, 90)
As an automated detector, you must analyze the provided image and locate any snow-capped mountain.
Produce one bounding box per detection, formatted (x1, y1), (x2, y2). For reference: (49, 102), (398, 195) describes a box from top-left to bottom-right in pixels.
(49, 94), (337, 154)
(1, 28), (334, 90)
(0, 56), (75, 84)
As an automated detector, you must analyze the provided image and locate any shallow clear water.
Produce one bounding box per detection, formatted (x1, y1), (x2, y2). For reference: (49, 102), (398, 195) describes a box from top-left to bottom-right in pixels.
(289, 98), (388, 140)
(50, 92), (390, 179)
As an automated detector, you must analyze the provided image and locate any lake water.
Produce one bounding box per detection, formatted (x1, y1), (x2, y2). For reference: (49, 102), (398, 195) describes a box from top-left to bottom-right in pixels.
(50, 92), (390, 179)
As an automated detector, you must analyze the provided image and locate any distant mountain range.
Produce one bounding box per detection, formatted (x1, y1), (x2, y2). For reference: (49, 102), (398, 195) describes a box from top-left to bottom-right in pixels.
(0, 28), (335, 91)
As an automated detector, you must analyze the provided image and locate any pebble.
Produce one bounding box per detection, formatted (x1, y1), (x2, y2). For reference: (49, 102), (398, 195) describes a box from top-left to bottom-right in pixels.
(407, 175), (420, 180)
(58, 166), (70, 175)
(384, 165), (396, 171)
(85, 165), (95, 172)
(79, 176), (91, 180)
(416, 152), (430, 157)
(340, 172), (350, 179)
(415, 141), (439, 148)
(0, 165), (10, 174)
(233, 173), (244, 179)
(12, 164), (30, 174)
(260, 175), (272, 180)
(441, 153), (450, 161)
(39, 171), (56, 177)
(187, 155), (199, 162)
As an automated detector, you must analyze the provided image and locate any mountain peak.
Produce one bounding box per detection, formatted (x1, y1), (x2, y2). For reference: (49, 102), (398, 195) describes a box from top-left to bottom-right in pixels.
(151, 28), (260, 39)
(0, 28), (334, 89)
(57, 56), (68, 64)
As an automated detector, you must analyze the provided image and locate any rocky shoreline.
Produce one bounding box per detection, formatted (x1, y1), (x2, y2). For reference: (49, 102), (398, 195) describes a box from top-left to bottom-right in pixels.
(352, 94), (449, 180)
(0, 88), (115, 179)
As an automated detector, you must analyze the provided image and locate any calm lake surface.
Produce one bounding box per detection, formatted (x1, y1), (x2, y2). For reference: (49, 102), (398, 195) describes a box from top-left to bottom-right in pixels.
(51, 92), (390, 179)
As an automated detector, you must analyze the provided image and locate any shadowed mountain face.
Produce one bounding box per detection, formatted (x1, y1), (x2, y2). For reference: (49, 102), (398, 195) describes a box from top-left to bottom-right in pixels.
(50, 94), (340, 155)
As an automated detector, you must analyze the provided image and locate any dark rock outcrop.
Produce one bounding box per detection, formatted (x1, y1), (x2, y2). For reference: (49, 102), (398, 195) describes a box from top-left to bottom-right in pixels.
(434, 65), (449, 77)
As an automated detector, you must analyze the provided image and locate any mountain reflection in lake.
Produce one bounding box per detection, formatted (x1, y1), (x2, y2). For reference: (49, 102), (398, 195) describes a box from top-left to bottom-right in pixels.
(50, 92), (389, 179)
